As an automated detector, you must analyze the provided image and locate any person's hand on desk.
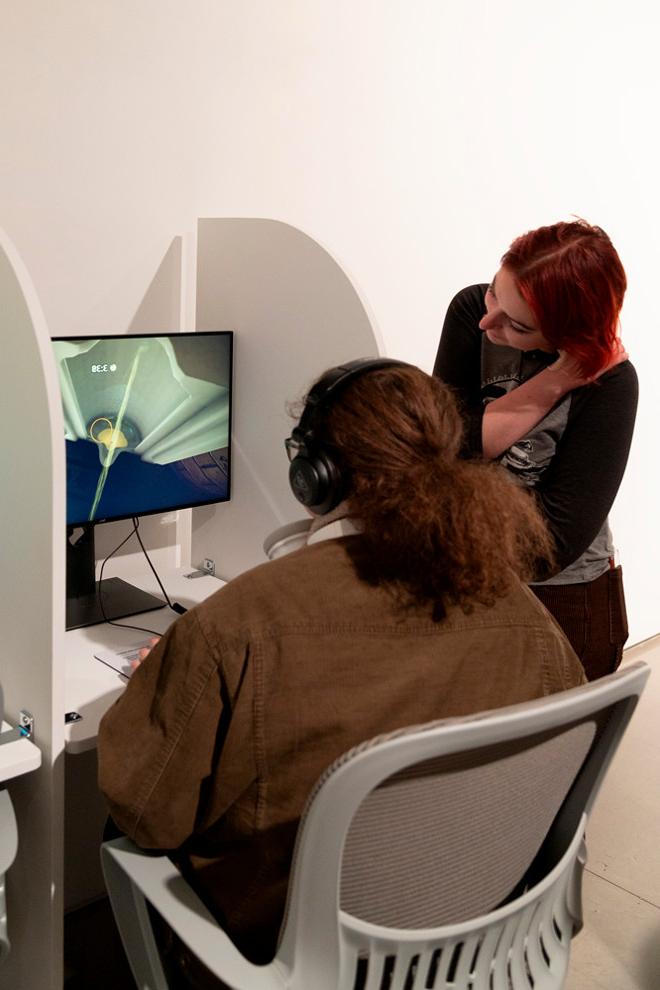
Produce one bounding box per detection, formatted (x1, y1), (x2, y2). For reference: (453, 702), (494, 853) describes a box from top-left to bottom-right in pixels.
(130, 637), (161, 671)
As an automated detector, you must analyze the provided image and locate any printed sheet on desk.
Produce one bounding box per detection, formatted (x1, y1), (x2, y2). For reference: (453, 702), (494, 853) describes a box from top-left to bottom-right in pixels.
(93, 640), (154, 679)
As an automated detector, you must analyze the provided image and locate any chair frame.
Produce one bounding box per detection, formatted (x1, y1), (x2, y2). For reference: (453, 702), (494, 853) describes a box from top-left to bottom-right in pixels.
(102, 660), (650, 990)
(0, 789), (19, 964)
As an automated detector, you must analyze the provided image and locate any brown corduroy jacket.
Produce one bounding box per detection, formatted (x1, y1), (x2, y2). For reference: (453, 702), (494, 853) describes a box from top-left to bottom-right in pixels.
(97, 533), (585, 963)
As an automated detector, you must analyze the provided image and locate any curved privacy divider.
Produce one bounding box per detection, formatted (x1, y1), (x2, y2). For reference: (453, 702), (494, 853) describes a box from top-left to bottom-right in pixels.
(193, 217), (381, 579)
(0, 227), (66, 987)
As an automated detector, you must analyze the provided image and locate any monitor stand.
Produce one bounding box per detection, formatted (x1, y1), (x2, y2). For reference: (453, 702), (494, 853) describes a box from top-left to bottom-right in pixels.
(66, 525), (166, 631)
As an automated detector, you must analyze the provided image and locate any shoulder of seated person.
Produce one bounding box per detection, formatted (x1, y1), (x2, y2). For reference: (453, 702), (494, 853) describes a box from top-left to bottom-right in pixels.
(196, 538), (349, 609)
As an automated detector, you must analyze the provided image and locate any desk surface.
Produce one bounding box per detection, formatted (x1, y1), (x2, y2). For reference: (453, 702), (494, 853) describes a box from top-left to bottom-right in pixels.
(65, 552), (224, 754)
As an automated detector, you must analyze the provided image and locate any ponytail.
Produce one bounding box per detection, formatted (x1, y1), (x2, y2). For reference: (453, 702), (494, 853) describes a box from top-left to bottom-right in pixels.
(316, 367), (554, 617)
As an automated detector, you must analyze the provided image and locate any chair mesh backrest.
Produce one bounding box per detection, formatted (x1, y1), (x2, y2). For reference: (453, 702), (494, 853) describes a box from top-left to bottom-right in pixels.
(340, 719), (596, 928)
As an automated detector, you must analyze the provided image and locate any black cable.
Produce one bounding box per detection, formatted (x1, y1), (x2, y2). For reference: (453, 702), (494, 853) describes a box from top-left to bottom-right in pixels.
(97, 518), (167, 636)
(131, 516), (175, 608)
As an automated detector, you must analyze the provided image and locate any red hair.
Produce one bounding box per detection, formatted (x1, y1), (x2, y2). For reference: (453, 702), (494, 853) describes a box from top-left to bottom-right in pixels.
(501, 220), (627, 378)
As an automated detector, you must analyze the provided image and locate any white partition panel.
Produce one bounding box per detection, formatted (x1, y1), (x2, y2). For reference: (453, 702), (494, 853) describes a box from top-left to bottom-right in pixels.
(193, 218), (381, 579)
(0, 230), (66, 986)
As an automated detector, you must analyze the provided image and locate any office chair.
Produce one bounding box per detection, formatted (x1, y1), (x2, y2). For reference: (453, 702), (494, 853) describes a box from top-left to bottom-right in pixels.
(1, 681), (20, 964)
(0, 790), (19, 964)
(102, 660), (649, 990)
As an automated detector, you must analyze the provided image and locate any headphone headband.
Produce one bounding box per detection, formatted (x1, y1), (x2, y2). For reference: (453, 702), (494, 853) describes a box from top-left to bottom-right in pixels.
(294, 358), (409, 441)
(288, 357), (410, 515)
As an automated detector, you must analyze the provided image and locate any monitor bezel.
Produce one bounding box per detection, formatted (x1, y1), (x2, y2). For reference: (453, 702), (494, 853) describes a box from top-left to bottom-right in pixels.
(51, 330), (234, 528)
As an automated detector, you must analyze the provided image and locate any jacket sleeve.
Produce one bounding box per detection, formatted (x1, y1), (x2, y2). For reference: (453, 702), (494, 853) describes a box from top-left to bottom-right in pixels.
(433, 284), (488, 454)
(97, 608), (227, 849)
(534, 362), (638, 573)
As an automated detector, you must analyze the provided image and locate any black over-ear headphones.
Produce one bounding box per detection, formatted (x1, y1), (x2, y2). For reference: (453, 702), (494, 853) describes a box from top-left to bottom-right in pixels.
(287, 357), (409, 515)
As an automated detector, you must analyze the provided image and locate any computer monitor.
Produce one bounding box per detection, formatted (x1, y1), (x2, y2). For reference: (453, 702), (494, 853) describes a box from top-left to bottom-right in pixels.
(51, 331), (233, 629)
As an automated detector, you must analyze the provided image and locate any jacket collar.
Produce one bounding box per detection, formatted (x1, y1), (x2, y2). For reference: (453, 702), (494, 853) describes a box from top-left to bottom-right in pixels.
(307, 502), (361, 545)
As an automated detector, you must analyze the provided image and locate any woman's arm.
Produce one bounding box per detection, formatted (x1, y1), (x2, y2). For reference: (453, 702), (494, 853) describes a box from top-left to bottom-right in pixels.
(531, 362), (638, 574)
(482, 360), (581, 459)
(482, 351), (629, 460)
(433, 284), (488, 454)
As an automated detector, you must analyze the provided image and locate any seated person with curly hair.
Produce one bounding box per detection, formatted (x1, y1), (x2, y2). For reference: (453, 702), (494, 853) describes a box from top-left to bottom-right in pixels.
(98, 359), (584, 986)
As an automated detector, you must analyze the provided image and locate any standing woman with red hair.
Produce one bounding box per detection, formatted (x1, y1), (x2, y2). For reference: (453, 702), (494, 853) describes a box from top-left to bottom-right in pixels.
(434, 219), (637, 680)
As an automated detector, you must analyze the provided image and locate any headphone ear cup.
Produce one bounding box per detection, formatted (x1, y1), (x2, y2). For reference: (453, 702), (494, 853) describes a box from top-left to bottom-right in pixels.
(289, 449), (343, 515)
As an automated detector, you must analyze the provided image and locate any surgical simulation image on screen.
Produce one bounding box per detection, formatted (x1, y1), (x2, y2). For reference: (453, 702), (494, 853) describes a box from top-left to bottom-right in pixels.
(52, 332), (233, 526)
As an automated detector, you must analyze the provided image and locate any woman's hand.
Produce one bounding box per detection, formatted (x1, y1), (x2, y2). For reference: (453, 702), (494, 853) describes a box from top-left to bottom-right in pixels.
(547, 350), (582, 377)
(548, 346), (629, 385)
(130, 637), (161, 671)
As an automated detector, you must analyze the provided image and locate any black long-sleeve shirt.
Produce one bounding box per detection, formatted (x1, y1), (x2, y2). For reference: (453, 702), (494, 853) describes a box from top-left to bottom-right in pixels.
(434, 284), (638, 579)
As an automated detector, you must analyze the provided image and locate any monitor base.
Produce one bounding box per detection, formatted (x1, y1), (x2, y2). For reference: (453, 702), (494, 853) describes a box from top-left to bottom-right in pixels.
(66, 577), (166, 631)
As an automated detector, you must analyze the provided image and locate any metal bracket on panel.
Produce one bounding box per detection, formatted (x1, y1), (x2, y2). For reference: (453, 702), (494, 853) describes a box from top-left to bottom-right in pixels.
(184, 558), (216, 580)
(19, 710), (34, 739)
(0, 710), (34, 746)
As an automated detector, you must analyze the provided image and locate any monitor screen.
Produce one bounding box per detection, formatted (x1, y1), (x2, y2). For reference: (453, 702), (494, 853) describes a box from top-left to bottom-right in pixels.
(52, 332), (233, 527)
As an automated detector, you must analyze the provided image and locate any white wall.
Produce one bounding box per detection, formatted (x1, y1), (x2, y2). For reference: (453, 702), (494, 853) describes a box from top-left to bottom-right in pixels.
(1, 0), (657, 642)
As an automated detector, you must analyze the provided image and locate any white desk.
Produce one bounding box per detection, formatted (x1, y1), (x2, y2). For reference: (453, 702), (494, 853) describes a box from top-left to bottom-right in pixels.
(65, 551), (224, 754)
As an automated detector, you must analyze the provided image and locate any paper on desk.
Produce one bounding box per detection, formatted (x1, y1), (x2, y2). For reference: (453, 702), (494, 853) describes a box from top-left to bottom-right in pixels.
(93, 640), (153, 679)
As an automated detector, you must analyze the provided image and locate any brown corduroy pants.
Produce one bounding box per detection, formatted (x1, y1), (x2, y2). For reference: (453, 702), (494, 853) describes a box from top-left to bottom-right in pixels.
(531, 565), (629, 682)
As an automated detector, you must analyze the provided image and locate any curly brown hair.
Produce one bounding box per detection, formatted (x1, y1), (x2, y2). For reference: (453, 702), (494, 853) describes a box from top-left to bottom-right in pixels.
(313, 365), (554, 617)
